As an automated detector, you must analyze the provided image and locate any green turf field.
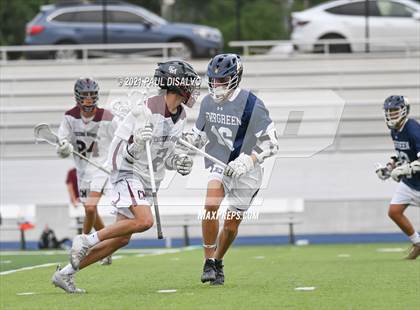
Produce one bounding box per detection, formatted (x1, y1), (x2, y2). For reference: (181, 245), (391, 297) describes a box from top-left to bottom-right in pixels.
(0, 243), (419, 310)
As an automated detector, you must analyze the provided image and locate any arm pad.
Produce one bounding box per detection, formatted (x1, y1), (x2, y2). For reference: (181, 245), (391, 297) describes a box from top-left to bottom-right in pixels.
(252, 123), (279, 163)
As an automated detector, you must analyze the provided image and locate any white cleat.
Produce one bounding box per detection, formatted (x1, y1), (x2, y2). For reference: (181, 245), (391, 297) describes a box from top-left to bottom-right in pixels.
(70, 234), (91, 270)
(100, 256), (112, 266)
(51, 266), (86, 294)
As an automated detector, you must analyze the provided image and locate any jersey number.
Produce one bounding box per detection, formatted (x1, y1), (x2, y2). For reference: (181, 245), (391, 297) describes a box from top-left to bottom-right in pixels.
(211, 126), (234, 151)
(76, 140), (99, 157)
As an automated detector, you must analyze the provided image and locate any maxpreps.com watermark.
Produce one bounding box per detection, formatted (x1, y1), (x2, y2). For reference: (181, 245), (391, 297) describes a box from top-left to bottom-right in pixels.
(117, 76), (201, 88)
(197, 210), (260, 221)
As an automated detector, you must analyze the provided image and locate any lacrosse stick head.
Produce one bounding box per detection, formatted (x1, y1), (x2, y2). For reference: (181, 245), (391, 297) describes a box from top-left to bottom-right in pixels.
(34, 123), (60, 145)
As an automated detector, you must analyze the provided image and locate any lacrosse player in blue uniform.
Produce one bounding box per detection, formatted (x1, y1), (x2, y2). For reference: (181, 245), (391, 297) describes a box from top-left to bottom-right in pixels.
(376, 95), (420, 259)
(183, 54), (279, 284)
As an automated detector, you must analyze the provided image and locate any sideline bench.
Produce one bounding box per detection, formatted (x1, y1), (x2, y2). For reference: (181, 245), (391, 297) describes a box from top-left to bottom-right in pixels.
(157, 197), (304, 247)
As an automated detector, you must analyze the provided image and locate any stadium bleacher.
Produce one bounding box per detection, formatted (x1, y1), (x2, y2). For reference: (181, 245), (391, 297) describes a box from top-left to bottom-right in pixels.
(1, 53), (419, 247)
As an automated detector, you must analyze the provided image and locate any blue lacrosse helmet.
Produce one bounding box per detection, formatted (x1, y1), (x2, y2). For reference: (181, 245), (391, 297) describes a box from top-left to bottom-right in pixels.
(207, 53), (243, 102)
(383, 95), (410, 129)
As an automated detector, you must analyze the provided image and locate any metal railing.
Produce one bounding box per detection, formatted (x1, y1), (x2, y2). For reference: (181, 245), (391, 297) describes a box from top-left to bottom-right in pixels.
(0, 42), (184, 64)
(229, 38), (420, 56)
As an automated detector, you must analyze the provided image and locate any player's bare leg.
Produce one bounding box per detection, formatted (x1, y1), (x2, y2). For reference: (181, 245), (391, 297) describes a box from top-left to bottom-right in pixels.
(388, 203), (420, 259)
(215, 212), (242, 260)
(70, 204), (153, 269)
(210, 213), (242, 285)
(201, 180), (224, 283)
(53, 214), (130, 293)
(97, 204), (153, 240)
(202, 180), (225, 258)
(388, 204), (415, 235)
(83, 191), (104, 234)
(83, 191), (113, 265)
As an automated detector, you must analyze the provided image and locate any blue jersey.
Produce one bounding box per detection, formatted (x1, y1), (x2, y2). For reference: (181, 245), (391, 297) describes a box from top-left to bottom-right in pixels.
(390, 118), (420, 191)
(195, 89), (273, 167)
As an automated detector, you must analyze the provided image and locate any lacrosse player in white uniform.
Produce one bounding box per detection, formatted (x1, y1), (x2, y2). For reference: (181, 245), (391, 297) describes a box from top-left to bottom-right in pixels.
(56, 78), (118, 267)
(52, 61), (200, 293)
(183, 54), (279, 285)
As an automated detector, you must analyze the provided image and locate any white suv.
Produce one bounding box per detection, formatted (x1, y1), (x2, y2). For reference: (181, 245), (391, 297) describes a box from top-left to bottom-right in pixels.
(291, 0), (420, 53)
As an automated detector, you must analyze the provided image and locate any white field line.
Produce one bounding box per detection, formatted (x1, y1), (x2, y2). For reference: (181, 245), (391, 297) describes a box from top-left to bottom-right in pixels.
(0, 246), (199, 256)
(0, 247), (198, 276)
(0, 263), (60, 276)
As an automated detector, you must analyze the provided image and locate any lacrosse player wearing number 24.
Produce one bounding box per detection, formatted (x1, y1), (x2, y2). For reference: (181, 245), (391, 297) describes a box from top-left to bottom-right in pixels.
(182, 54), (279, 285)
(375, 95), (420, 260)
(52, 61), (200, 293)
(56, 78), (119, 269)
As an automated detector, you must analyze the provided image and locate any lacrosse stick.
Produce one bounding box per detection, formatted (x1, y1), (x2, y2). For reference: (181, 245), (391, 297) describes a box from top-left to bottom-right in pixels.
(145, 140), (163, 239)
(131, 93), (164, 240)
(178, 138), (227, 168)
(34, 123), (110, 175)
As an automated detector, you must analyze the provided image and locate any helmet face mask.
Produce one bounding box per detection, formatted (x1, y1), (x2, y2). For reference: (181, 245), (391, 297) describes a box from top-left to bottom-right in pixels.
(74, 78), (99, 113)
(207, 54), (243, 103)
(383, 95), (410, 129)
(208, 75), (239, 103)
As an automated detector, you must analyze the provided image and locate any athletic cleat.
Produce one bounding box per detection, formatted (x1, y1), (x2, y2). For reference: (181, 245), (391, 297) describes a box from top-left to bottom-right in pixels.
(211, 259), (224, 285)
(70, 234), (91, 270)
(201, 258), (216, 283)
(100, 255), (112, 265)
(405, 244), (420, 260)
(51, 265), (86, 294)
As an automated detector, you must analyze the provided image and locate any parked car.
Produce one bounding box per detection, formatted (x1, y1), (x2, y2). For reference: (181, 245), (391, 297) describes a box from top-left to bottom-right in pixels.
(25, 1), (223, 59)
(291, 0), (420, 53)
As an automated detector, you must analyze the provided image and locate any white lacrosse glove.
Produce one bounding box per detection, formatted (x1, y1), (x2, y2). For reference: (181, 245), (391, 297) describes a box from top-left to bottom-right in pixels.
(224, 153), (254, 178)
(56, 139), (73, 158)
(133, 124), (153, 148)
(375, 165), (391, 181)
(173, 154), (194, 176)
(391, 163), (413, 182)
(410, 160), (420, 174)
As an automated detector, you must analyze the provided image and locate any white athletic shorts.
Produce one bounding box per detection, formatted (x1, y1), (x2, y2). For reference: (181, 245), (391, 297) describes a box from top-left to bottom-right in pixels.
(390, 181), (420, 207)
(207, 163), (263, 213)
(111, 178), (152, 219)
(78, 171), (108, 203)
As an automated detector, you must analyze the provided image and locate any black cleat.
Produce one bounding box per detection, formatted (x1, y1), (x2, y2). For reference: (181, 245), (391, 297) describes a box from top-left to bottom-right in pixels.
(201, 259), (216, 283)
(211, 259), (224, 285)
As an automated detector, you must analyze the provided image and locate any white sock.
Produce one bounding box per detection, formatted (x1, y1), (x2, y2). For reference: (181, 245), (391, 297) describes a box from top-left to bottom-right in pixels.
(60, 264), (76, 275)
(408, 231), (420, 244)
(87, 232), (100, 247)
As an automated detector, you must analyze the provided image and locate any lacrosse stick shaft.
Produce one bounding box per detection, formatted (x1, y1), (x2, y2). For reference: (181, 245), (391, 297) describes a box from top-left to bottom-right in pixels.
(145, 141), (163, 239)
(71, 150), (110, 175)
(178, 138), (227, 168)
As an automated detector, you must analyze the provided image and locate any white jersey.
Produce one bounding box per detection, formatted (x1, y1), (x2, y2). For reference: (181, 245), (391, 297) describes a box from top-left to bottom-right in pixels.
(109, 95), (186, 187)
(58, 106), (119, 182)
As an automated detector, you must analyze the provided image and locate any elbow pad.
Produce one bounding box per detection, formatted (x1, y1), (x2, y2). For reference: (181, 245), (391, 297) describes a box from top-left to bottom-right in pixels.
(252, 123), (279, 163)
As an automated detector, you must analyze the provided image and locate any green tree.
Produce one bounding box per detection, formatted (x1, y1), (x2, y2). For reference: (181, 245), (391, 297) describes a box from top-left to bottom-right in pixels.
(0, 0), (52, 45)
